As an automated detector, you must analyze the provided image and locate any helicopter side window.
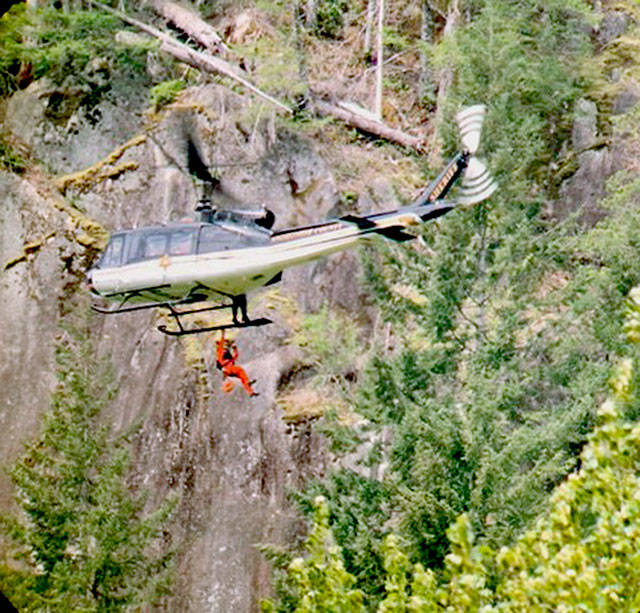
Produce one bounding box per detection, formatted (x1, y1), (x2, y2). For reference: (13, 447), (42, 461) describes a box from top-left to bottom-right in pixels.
(100, 234), (125, 268)
(197, 225), (238, 253)
(169, 229), (196, 256)
(140, 232), (168, 260)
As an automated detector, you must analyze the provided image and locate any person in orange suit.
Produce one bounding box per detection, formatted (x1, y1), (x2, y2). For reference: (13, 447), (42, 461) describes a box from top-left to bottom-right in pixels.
(215, 330), (258, 396)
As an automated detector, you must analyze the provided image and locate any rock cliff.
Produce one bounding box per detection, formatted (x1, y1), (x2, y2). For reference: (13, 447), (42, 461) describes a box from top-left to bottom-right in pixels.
(0, 79), (381, 609)
(2, 17), (634, 606)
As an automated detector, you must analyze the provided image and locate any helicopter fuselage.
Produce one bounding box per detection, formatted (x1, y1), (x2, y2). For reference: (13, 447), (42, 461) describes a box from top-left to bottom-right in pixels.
(86, 203), (441, 304)
(87, 104), (497, 334)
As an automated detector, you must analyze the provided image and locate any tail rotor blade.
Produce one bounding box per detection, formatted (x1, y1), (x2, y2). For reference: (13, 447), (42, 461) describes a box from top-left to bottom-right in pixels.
(455, 104), (497, 204)
(459, 157), (497, 205)
(456, 104), (487, 154)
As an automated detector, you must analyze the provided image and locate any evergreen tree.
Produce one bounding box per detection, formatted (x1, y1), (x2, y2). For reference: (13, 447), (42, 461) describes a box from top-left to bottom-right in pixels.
(261, 496), (366, 613)
(0, 315), (175, 611)
(290, 0), (636, 600)
(264, 283), (640, 611)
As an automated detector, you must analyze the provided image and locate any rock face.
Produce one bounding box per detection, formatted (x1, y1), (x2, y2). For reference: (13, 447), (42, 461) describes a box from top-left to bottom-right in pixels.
(2, 58), (637, 609)
(0, 81), (364, 610)
(554, 94), (634, 227)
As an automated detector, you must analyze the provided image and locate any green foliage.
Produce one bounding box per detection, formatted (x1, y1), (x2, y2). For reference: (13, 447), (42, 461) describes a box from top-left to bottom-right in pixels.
(264, 286), (640, 610)
(235, 34), (307, 102)
(376, 534), (438, 613)
(1, 315), (175, 611)
(455, 286), (640, 609)
(0, 135), (25, 173)
(291, 304), (362, 387)
(0, 5), (153, 98)
(433, 0), (595, 198)
(295, 470), (391, 603)
(261, 496), (365, 613)
(337, 196), (613, 584)
(286, 0), (637, 600)
(313, 0), (351, 39)
(149, 79), (186, 110)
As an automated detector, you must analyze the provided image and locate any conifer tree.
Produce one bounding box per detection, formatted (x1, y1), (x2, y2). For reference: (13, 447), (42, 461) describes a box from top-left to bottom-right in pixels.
(1, 314), (175, 611)
(293, 0), (625, 600)
(261, 496), (366, 613)
(265, 283), (640, 611)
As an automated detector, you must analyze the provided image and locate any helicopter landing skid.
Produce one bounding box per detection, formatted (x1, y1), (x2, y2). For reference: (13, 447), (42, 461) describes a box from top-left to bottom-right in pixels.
(155, 295), (272, 336)
(157, 317), (272, 337)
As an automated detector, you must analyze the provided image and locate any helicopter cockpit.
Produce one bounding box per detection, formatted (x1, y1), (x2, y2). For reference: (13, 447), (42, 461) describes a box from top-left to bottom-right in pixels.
(95, 216), (273, 270)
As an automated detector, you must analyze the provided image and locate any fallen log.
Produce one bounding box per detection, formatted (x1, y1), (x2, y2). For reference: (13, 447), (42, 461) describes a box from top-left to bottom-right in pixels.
(150, 0), (231, 57)
(156, 37), (295, 113)
(89, 1), (421, 149)
(312, 98), (425, 151)
(87, 0), (292, 114)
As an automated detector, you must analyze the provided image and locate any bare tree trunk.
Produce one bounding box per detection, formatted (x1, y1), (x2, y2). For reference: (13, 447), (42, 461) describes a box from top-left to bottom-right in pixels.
(419, 1), (436, 106)
(430, 0), (461, 161)
(305, 0), (317, 28)
(374, 0), (384, 120)
(363, 0), (375, 55)
(436, 0), (461, 108)
(293, 0), (309, 105)
(474, 206), (488, 348)
(313, 98), (424, 150)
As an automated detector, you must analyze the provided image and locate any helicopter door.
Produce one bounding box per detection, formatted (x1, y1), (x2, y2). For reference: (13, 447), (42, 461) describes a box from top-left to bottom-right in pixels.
(130, 231), (171, 290)
(141, 232), (168, 259)
(197, 225), (239, 253)
(169, 228), (196, 256)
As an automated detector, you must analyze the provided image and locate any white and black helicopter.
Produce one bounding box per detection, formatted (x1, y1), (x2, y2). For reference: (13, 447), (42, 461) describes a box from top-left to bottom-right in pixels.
(87, 105), (496, 336)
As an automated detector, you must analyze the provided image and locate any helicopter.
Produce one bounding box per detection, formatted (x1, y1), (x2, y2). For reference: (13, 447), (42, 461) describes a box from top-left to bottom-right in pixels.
(87, 104), (496, 336)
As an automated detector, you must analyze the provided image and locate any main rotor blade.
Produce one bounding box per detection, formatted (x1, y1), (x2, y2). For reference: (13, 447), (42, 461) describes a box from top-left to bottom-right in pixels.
(187, 138), (219, 185)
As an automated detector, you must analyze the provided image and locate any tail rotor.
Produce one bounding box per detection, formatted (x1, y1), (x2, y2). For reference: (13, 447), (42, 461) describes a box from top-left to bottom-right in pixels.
(455, 104), (497, 205)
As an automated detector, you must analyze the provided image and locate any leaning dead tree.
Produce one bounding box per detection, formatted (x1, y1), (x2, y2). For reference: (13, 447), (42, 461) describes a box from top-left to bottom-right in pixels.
(89, 0), (424, 150)
(150, 0), (231, 57)
(88, 0), (292, 113)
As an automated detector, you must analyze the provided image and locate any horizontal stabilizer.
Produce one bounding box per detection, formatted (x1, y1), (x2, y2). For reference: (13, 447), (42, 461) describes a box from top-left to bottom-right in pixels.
(419, 203), (455, 222)
(340, 214), (377, 229)
(374, 226), (415, 242)
(342, 214), (415, 242)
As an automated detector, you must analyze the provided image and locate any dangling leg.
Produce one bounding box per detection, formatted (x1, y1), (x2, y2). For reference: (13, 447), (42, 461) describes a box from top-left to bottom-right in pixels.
(231, 294), (249, 324)
(224, 364), (258, 396)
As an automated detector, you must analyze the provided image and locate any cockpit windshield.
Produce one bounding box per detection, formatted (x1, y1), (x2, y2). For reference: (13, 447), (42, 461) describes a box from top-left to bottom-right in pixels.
(99, 233), (125, 268)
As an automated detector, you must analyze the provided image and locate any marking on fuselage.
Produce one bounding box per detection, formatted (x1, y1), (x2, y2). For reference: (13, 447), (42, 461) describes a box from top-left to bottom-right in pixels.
(428, 162), (460, 202)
